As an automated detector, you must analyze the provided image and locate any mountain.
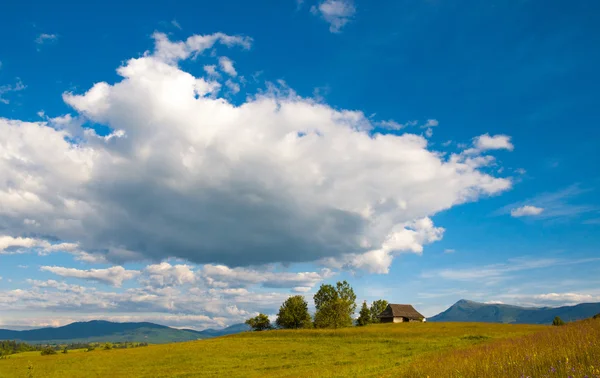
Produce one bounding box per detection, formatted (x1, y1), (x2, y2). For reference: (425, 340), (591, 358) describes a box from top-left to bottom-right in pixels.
(0, 320), (245, 344)
(429, 299), (600, 324)
(194, 323), (250, 337)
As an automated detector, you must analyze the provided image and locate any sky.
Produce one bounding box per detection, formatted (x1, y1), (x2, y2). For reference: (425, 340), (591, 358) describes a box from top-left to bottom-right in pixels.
(0, 0), (599, 330)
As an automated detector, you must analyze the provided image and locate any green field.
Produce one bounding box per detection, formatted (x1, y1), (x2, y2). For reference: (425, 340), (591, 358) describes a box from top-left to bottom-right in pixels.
(0, 322), (544, 377)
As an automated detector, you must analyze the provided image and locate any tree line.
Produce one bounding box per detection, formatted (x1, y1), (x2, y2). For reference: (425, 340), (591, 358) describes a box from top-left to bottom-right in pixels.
(245, 281), (388, 331)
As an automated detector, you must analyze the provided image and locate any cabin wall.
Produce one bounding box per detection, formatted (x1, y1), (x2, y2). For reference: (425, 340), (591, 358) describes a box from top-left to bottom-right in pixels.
(393, 317), (404, 323)
(380, 317), (393, 323)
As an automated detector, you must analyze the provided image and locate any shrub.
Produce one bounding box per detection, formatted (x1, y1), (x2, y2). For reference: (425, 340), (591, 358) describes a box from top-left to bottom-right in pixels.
(40, 347), (57, 356)
(62, 347), (68, 354)
(593, 313), (600, 320)
(552, 316), (565, 326)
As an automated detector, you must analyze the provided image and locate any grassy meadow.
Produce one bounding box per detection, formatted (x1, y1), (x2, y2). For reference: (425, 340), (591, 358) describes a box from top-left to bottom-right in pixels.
(0, 322), (544, 378)
(5, 319), (600, 377)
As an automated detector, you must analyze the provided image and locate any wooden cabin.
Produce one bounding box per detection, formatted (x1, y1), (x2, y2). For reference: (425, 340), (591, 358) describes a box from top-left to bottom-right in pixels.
(378, 304), (426, 323)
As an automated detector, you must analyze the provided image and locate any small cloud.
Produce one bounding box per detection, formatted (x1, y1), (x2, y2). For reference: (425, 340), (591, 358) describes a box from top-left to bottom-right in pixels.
(311, 0), (356, 33)
(218, 57), (237, 77)
(35, 33), (58, 47)
(171, 19), (182, 30)
(515, 168), (526, 175)
(203, 65), (220, 77)
(442, 140), (452, 147)
(425, 128), (433, 138)
(18, 265), (29, 269)
(225, 79), (240, 94)
(473, 134), (514, 152)
(511, 205), (544, 217)
(444, 249), (455, 254)
(421, 119), (439, 128)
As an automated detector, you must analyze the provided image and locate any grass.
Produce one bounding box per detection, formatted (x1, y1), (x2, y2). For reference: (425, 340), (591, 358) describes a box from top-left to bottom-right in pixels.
(0, 322), (542, 377)
(404, 318), (600, 378)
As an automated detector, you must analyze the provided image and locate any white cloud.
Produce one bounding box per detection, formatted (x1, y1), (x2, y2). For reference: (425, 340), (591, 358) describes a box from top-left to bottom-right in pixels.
(35, 33), (58, 45)
(510, 205), (544, 217)
(376, 119), (417, 130)
(311, 0), (356, 33)
(201, 265), (333, 290)
(218, 56), (237, 77)
(497, 185), (596, 220)
(470, 133), (514, 153)
(425, 128), (433, 138)
(444, 249), (455, 254)
(40, 266), (140, 287)
(0, 32), (513, 274)
(142, 262), (195, 287)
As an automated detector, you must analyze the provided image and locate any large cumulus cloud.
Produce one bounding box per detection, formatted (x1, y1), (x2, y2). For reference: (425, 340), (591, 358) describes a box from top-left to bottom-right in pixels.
(0, 32), (512, 273)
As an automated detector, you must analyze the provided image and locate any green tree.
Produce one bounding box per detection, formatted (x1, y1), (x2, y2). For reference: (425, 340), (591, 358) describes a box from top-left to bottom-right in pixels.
(245, 313), (272, 331)
(552, 316), (565, 326)
(356, 301), (372, 326)
(369, 299), (388, 323)
(276, 295), (312, 329)
(313, 281), (357, 328)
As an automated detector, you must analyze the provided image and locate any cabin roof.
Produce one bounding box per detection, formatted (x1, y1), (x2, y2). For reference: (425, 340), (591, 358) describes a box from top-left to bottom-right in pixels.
(379, 304), (425, 319)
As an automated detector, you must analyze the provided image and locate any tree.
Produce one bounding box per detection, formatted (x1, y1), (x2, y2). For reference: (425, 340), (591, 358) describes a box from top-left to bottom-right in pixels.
(276, 295), (312, 329)
(357, 301), (372, 326)
(369, 299), (388, 323)
(313, 280), (357, 328)
(245, 313), (272, 331)
(552, 316), (565, 326)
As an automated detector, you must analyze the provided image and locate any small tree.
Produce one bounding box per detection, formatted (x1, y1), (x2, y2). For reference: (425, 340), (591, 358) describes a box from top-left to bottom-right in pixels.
(552, 316), (565, 326)
(593, 313), (600, 320)
(62, 347), (68, 354)
(357, 301), (372, 326)
(370, 299), (388, 323)
(276, 295), (312, 329)
(245, 313), (272, 331)
(313, 281), (357, 329)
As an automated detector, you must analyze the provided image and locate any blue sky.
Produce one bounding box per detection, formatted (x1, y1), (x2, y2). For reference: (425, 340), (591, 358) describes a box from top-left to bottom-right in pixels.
(0, 0), (599, 329)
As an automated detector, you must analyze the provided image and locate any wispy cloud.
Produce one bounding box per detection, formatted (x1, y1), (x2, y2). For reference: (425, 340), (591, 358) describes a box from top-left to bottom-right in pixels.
(0, 78), (26, 104)
(496, 184), (598, 221)
(422, 256), (600, 282)
(35, 33), (58, 47)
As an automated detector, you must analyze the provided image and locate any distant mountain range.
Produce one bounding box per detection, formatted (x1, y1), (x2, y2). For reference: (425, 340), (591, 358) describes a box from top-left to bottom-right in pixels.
(429, 299), (600, 324)
(0, 320), (249, 344)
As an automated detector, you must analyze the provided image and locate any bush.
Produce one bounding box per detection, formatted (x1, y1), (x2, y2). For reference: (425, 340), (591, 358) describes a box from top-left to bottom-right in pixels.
(552, 316), (565, 326)
(62, 347), (68, 354)
(40, 347), (57, 356)
(593, 313), (600, 320)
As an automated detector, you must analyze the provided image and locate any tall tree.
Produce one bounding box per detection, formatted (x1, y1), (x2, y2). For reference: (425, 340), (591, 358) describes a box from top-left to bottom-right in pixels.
(370, 299), (389, 323)
(245, 313), (272, 331)
(276, 295), (312, 329)
(313, 280), (357, 328)
(357, 301), (372, 326)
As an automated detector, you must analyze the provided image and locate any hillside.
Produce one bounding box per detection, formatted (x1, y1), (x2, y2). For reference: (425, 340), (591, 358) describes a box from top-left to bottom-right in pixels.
(0, 321), (205, 344)
(0, 322), (544, 377)
(429, 299), (600, 324)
